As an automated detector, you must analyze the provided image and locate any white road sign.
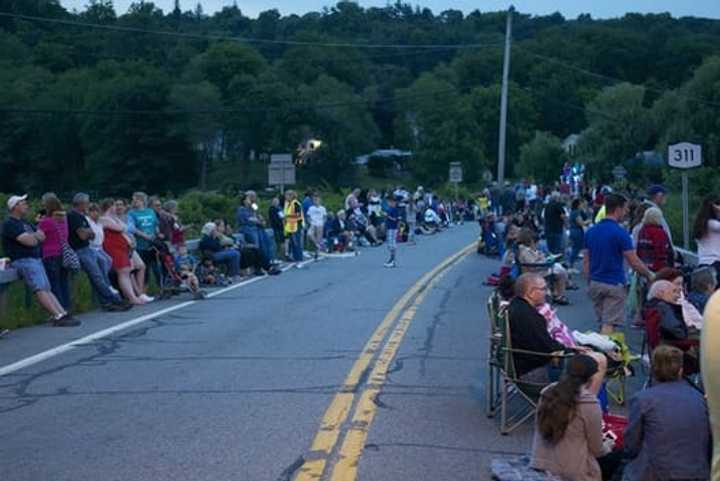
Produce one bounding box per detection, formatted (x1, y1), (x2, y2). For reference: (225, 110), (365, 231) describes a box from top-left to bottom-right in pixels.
(449, 162), (463, 183)
(668, 142), (702, 169)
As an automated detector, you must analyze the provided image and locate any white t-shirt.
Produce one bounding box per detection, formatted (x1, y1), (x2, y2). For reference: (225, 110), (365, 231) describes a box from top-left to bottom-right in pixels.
(86, 215), (104, 250)
(697, 219), (720, 265)
(307, 205), (327, 227)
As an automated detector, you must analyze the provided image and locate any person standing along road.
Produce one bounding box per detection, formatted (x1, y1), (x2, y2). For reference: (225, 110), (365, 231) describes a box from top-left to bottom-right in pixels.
(115, 198), (152, 303)
(636, 207), (674, 273)
(284, 190), (305, 264)
(38, 193), (71, 311)
(583, 193), (654, 334)
(237, 190), (274, 263)
(642, 185), (673, 245)
(384, 197), (399, 268)
(306, 194), (327, 256)
(544, 191), (566, 255)
(128, 192), (161, 288)
(99, 199), (147, 306)
(568, 198), (589, 273)
(693, 195), (720, 281)
(69, 193), (130, 312)
(86, 202), (116, 294)
(1, 195), (77, 326)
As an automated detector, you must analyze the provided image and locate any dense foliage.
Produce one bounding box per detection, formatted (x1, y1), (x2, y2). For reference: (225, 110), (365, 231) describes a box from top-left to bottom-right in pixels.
(1, 0), (720, 195)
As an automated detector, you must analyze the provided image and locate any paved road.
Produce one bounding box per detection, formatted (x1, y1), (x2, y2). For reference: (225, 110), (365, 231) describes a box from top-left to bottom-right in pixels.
(0, 224), (642, 481)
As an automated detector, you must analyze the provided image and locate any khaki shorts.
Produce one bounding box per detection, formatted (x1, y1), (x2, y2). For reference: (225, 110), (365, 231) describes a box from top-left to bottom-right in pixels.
(588, 281), (626, 327)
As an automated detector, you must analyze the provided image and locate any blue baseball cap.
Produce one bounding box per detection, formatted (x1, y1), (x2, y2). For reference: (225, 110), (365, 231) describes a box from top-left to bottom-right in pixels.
(647, 185), (668, 196)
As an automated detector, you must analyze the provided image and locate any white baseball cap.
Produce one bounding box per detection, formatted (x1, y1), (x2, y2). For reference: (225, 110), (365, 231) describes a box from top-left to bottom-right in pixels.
(7, 194), (28, 211)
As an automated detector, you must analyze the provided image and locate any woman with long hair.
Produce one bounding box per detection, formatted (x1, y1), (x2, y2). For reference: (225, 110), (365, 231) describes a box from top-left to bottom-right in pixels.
(99, 199), (146, 305)
(38, 192), (71, 310)
(531, 354), (615, 481)
(693, 195), (720, 279)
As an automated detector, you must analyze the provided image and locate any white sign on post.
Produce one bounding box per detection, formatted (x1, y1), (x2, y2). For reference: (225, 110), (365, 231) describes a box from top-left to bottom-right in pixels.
(268, 153), (296, 189)
(668, 142), (702, 169)
(667, 142), (702, 250)
(449, 162), (463, 183)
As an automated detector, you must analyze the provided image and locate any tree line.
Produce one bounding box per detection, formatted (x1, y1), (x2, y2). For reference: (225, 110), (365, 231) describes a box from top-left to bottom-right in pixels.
(1, 0), (719, 195)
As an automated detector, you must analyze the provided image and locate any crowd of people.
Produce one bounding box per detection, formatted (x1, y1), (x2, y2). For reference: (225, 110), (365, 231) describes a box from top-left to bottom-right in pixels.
(1, 185), (469, 328)
(483, 177), (716, 481)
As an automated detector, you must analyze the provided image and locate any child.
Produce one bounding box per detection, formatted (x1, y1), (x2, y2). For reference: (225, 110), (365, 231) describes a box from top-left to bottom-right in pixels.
(174, 244), (205, 299)
(384, 196), (400, 268)
(306, 195), (327, 256)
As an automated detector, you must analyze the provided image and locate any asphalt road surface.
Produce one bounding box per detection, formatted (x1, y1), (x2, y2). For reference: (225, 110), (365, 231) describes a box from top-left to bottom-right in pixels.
(0, 224), (635, 481)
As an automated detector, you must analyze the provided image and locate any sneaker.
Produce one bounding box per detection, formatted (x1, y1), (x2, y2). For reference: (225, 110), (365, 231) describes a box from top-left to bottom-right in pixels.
(139, 294), (155, 303)
(383, 261), (397, 268)
(53, 314), (81, 327)
(109, 286), (120, 296)
(0, 328), (9, 339)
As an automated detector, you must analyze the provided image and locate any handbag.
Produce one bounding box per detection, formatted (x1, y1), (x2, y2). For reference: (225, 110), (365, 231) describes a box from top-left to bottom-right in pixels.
(53, 220), (81, 271)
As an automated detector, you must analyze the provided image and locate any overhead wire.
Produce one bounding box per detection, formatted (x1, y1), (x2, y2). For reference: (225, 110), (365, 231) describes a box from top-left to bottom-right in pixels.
(513, 44), (720, 110)
(0, 11), (502, 50)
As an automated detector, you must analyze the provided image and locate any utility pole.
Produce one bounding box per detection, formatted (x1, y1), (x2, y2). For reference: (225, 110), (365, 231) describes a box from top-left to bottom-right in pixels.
(497, 6), (514, 186)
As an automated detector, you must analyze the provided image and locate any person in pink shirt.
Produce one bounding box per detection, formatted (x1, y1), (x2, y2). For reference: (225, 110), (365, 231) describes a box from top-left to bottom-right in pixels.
(38, 192), (71, 310)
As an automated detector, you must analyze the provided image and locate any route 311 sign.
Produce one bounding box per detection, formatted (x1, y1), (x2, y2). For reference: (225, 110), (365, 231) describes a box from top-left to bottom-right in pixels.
(668, 142), (702, 169)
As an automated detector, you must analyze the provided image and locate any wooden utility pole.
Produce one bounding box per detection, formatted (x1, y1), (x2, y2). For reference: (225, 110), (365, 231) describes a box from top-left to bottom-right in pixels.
(497, 6), (514, 186)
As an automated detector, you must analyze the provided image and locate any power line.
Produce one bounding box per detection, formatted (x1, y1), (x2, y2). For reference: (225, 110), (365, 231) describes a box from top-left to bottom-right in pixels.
(0, 11), (500, 50)
(514, 44), (720, 110)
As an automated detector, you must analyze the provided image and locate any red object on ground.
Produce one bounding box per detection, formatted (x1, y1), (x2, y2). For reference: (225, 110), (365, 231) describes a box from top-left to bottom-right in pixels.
(603, 414), (628, 450)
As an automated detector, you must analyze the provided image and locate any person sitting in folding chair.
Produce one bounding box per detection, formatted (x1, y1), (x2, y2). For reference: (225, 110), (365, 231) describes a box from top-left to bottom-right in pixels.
(516, 228), (570, 305)
(508, 273), (572, 384)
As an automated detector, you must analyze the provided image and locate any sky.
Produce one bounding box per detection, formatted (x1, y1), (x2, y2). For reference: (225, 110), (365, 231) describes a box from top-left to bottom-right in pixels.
(60, 0), (720, 20)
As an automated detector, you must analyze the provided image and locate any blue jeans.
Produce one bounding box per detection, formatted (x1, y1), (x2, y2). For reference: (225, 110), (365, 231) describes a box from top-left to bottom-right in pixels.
(240, 226), (274, 262)
(212, 249), (240, 277)
(289, 229), (303, 262)
(569, 229), (584, 268)
(43, 256), (71, 310)
(76, 247), (122, 305)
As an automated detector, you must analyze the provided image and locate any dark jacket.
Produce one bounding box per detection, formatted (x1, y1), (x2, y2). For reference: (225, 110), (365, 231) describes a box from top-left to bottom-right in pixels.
(199, 235), (222, 254)
(507, 297), (565, 376)
(646, 298), (688, 341)
(623, 380), (711, 481)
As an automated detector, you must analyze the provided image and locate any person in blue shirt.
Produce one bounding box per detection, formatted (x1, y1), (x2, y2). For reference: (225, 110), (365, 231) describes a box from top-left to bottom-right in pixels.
(384, 196), (400, 268)
(128, 192), (162, 287)
(583, 193), (654, 334)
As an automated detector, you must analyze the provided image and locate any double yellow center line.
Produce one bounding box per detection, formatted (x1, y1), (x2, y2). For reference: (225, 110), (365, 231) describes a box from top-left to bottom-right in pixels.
(295, 243), (474, 481)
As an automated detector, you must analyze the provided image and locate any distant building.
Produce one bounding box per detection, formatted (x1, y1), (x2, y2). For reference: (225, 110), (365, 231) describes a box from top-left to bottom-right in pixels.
(354, 149), (412, 167)
(628, 151), (663, 167)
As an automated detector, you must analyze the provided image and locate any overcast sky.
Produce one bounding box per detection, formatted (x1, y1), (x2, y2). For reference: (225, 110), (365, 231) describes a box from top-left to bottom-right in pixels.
(60, 0), (720, 20)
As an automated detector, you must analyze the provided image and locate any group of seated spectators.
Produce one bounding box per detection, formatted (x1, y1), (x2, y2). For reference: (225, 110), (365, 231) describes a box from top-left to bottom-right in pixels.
(501, 273), (711, 481)
(483, 178), (718, 481)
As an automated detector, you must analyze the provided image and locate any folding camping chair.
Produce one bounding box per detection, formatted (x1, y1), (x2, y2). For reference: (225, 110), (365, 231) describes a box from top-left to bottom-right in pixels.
(485, 292), (503, 418)
(496, 308), (571, 435)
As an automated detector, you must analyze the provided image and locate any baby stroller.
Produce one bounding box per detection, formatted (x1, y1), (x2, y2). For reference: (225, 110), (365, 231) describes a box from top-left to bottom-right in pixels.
(152, 240), (205, 300)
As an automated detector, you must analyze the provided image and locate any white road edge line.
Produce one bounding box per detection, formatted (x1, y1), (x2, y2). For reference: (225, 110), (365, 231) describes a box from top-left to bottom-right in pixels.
(0, 258), (317, 377)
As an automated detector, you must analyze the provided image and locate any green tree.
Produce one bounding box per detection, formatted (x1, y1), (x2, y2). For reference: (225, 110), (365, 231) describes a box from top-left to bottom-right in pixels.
(578, 83), (653, 179)
(517, 132), (567, 184)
